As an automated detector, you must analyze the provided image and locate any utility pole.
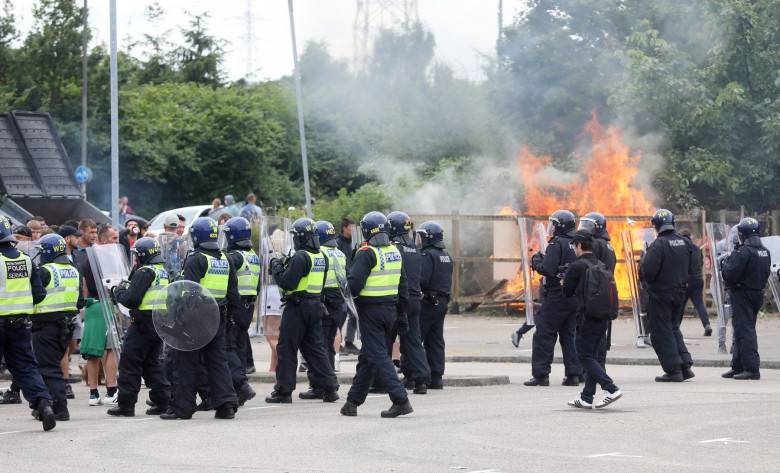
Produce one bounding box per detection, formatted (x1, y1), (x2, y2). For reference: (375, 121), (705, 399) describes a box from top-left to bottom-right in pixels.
(288, 0), (312, 219)
(81, 0), (88, 196)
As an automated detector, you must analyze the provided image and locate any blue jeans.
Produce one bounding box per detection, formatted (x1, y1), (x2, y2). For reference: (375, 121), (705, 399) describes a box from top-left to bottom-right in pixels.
(576, 317), (618, 404)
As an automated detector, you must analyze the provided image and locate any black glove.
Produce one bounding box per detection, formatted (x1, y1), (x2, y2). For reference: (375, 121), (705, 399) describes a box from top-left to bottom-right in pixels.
(270, 257), (285, 276)
(395, 311), (409, 335)
(531, 251), (544, 267)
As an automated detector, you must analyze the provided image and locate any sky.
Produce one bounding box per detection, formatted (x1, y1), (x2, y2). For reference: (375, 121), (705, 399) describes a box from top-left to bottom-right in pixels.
(14, 0), (529, 82)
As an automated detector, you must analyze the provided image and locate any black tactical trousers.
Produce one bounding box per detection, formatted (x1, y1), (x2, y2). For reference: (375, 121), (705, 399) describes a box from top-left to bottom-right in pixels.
(31, 318), (72, 414)
(393, 297), (431, 384)
(117, 319), (170, 409)
(730, 289), (763, 372)
(648, 289), (691, 373)
(530, 287), (581, 378)
(419, 295), (449, 381)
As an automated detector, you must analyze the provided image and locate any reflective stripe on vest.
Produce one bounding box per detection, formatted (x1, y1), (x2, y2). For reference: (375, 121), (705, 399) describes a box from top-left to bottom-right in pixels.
(35, 263), (79, 314)
(281, 250), (326, 295)
(138, 264), (170, 310)
(0, 253), (34, 316)
(236, 250), (260, 296)
(323, 246), (346, 289)
(201, 252), (229, 299)
(359, 245), (402, 297)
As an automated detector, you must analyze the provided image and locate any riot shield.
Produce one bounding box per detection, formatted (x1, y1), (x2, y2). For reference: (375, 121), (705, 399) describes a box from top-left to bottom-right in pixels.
(333, 255), (358, 320)
(350, 223), (362, 251)
(621, 228), (656, 347)
(706, 223), (732, 337)
(86, 243), (131, 365)
(15, 240), (40, 263)
(157, 233), (187, 281)
(152, 280), (219, 351)
(217, 224), (228, 251)
(518, 218), (547, 326)
(257, 216), (292, 333)
(760, 236), (780, 311)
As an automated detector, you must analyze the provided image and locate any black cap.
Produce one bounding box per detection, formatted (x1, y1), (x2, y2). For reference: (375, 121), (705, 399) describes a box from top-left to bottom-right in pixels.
(13, 225), (32, 238)
(58, 225), (84, 238)
(571, 229), (594, 243)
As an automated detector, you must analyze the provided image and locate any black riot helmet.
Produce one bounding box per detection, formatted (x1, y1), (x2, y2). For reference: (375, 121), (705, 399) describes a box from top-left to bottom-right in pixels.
(291, 218), (320, 251)
(651, 209), (675, 234)
(387, 211), (414, 245)
(416, 221), (445, 249)
(360, 211), (390, 246)
(736, 217), (760, 244)
(578, 212), (607, 237)
(132, 237), (165, 265)
(547, 210), (575, 237)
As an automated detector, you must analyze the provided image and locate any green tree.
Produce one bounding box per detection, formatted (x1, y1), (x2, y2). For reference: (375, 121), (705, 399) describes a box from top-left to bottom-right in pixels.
(174, 12), (225, 87)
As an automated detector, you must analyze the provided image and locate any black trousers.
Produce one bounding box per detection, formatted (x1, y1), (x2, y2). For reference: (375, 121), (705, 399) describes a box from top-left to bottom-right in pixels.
(116, 319), (170, 409)
(684, 278), (710, 328)
(347, 303), (407, 405)
(171, 319), (237, 417)
(0, 318), (51, 406)
(307, 301), (340, 389)
(392, 298), (430, 384)
(31, 318), (72, 414)
(730, 289), (763, 372)
(576, 317), (617, 403)
(226, 302), (254, 388)
(530, 287), (581, 378)
(648, 289), (691, 373)
(419, 295), (448, 380)
(274, 301), (338, 395)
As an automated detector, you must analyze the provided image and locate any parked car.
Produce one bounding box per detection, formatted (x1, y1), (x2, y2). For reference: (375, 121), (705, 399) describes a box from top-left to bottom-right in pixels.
(147, 202), (246, 237)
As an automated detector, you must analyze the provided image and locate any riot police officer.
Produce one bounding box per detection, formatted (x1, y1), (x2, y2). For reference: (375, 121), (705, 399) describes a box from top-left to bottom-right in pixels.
(265, 218), (339, 403)
(340, 212), (413, 417)
(107, 237), (171, 417)
(223, 217), (259, 405)
(299, 221), (346, 400)
(638, 209), (695, 382)
(388, 211), (431, 394)
(164, 217), (239, 419)
(415, 221), (453, 390)
(32, 234), (84, 421)
(0, 216), (56, 430)
(525, 210), (582, 387)
(721, 218), (771, 380)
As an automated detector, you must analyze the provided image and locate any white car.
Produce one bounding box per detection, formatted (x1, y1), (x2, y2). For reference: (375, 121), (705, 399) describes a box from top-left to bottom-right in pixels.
(146, 203), (245, 237)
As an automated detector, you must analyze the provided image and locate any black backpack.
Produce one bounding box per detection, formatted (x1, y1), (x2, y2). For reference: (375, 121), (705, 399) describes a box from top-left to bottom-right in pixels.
(581, 259), (619, 321)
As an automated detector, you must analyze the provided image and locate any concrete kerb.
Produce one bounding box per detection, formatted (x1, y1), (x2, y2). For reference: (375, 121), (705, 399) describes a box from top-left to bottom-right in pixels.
(447, 354), (780, 370)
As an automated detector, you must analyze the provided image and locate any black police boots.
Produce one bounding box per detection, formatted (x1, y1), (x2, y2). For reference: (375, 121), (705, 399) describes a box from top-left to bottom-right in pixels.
(733, 370), (760, 380)
(562, 376), (580, 386)
(265, 391), (292, 403)
(145, 404), (169, 415)
(681, 365), (695, 380)
(35, 399), (56, 431)
(340, 400), (358, 416)
(381, 399), (414, 418)
(196, 397), (213, 411)
(160, 410), (192, 420)
(413, 383), (427, 395)
(655, 371), (683, 382)
(299, 388), (324, 400)
(721, 369), (737, 378)
(214, 404), (237, 419)
(107, 405), (135, 417)
(429, 378), (444, 389)
(322, 391), (340, 403)
(237, 383), (257, 406)
(402, 378), (415, 390)
(523, 376), (550, 386)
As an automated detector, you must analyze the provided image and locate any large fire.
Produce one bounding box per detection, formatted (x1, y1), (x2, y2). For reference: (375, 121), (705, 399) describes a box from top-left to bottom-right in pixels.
(507, 112), (656, 300)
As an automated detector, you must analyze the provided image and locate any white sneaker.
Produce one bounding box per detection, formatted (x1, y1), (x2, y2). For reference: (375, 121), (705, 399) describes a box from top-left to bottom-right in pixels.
(334, 354), (341, 372)
(595, 389), (622, 409)
(88, 394), (103, 406)
(567, 396), (593, 409)
(103, 391), (119, 406)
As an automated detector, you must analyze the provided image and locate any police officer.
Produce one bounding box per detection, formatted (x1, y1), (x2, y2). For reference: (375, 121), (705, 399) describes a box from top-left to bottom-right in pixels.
(638, 209), (695, 382)
(0, 216), (56, 430)
(525, 210), (582, 386)
(265, 218), (339, 403)
(387, 211), (431, 394)
(340, 212), (412, 417)
(223, 217), (259, 405)
(416, 221), (453, 390)
(563, 230), (622, 409)
(32, 234), (84, 421)
(164, 217), (239, 419)
(299, 221), (345, 400)
(107, 237), (171, 416)
(721, 218), (771, 380)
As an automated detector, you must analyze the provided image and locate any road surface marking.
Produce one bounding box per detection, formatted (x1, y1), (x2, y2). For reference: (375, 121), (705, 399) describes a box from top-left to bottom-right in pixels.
(699, 438), (750, 444)
(588, 452), (642, 458)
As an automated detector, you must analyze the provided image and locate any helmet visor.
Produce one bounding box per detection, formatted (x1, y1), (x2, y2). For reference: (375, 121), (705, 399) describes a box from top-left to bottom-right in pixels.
(130, 248), (140, 267)
(415, 231), (425, 248)
(546, 221), (555, 237)
(577, 218), (596, 233)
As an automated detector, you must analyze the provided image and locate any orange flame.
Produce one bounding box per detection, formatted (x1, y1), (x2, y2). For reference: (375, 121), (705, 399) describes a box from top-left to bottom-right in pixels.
(510, 112), (656, 299)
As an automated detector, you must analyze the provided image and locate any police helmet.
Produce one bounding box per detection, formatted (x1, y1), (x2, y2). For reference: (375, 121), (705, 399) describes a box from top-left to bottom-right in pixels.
(578, 212), (607, 237)
(315, 220), (337, 246)
(190, 217), (220, 249)
(360, 212), (390, 246)
(651, 209), (675, 234)
(737, 217), (760, 244)
(0, 216), (14, 243)
(39, 234), (68, 263)
(416, 221), (445, 249)
(224, 217), (252, 243)
(132, 237), (164, 265)
(387, 211), (412, 238)
(291, 218), (320, 250)
(548, 210), (575, 236)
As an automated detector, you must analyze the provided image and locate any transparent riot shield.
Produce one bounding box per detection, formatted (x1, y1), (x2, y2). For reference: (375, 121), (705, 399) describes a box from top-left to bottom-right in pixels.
(15, 240), (40, 263)
(518, 218), (547, 326)
(706, 223), (732, 337)
(158, 234), (187, 281)
(217, 224), (228, 251)
(152, 280), (220, 351)
(257, 216), (291, 334)
(350, 223), (363, 251)
(86, 243), (131, 366)
(621, 228), (656, 347)
(760, 236), (780, 311)
(333, 255), (358, 320)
